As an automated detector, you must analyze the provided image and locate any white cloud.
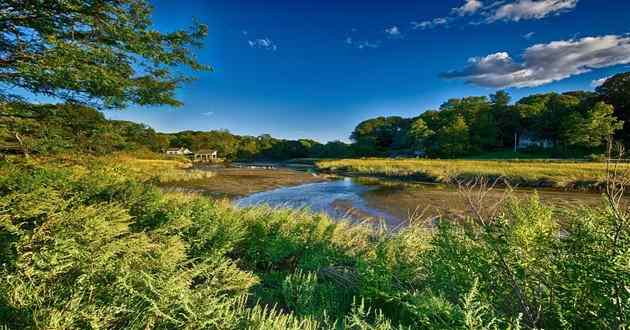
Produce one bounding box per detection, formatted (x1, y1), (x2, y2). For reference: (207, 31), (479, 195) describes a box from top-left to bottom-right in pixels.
(443, 35), (630, 88)
(346, 37), (380, 49)
(591, 75), (613, 88)
(385, 26), (402, 37)
(201, 111), (214, 117)
(248, 38), (277, 51)
(523, 31), (535, 39)
(403, 0), (577, 37)
(453, 0), (484, 16)
(411, 17), (450, 30)
(488, 0), (578, 22)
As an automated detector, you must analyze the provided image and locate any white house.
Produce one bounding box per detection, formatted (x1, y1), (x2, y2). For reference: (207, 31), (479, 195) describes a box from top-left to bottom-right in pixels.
(517, 133), (553, 150)
(165, 147), (193, 156)
(194, 150), (219, 162)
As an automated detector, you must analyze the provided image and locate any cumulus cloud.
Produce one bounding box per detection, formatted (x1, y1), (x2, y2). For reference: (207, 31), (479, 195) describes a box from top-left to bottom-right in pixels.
(523, 31), (535, 39)
(453, 0), (484, 16)
(488, 0), (578, 22)
(248, 38), (277, 51)
(201, 111), (214, 117)
(411, 17), (450, 30)
(442, 35), (630, 88)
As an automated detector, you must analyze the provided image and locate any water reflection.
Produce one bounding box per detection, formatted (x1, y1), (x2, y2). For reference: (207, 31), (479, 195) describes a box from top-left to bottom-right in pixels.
(235, 179), (401, 225)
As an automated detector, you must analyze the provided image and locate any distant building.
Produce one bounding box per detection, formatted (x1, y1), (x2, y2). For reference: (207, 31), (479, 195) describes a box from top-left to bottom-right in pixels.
(165, 147), (193, 156)
(517, 133), (553, 150)
(194, 149), (219, 162)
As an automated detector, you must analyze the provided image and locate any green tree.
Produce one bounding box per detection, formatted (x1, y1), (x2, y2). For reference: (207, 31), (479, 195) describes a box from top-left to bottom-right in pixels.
(408, 118), (434, 150)
(0, 0), (209, 109)
(350, 116), (410, 155)
(563, 102), (623, 148)
(440, 96), (497, 152)
(596, 72), (630, 143)
(435, 115), (470, 158)
(491, 91), (517, 148)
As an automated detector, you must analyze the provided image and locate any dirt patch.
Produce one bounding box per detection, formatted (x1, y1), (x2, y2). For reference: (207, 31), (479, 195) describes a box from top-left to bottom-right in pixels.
(160, 167), (328, 199)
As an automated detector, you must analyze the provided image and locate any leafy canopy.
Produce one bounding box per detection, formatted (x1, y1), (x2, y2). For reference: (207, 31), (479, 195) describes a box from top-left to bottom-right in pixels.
(0, 0), (209, 109)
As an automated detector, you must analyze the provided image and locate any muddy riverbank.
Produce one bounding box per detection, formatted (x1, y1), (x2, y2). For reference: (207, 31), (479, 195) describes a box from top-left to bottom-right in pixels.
(160, 165), (329, 199)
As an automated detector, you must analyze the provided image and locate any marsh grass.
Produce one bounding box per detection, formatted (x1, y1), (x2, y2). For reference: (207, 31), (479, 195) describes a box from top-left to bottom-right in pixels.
(317, 158), (611, 189)
(111, 155), (216, 183)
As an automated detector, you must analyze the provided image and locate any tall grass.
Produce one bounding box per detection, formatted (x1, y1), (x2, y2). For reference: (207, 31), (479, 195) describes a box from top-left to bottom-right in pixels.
(1, 156), (628, 329)
(317, 158), (609, 189)
(112, 154), (216, 183)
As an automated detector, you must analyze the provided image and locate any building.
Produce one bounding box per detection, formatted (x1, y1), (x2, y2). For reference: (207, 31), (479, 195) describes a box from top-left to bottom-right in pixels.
(165, 147), (193, 156)
(516, 133), (553, 150)
(194, 149), (219, 162)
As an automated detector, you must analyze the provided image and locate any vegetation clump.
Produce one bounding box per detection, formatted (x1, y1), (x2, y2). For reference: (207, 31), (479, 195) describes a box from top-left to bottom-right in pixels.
(1, 156), (629, 329)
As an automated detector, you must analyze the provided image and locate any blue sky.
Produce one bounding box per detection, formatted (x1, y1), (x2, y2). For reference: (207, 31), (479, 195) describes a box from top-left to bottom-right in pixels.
(104, 0), (630, 142)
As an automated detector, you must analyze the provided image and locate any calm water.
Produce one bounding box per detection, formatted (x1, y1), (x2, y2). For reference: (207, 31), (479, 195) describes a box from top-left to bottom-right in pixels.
(234, 175), (610, 226)
(235, 178), (402, 225)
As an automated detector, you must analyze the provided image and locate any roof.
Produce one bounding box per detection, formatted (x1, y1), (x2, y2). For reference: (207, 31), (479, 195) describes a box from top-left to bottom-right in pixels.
(196, 149), (217, 155)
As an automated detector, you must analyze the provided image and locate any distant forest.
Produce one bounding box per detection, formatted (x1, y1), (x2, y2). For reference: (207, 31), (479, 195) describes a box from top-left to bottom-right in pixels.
(2, 71), (629, 160)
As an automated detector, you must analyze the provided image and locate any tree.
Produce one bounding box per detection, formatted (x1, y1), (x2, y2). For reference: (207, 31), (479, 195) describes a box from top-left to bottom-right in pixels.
(517, 93), (581, 147)
(562, 102), (623, 148)
(408, 118), (434, 150)
(350, 116), (410, 155)
(0, 0), (209, 109)
(596, 72), (630, 143)
(491, 91), (518, 148)
(440, 96), (497, 152)
(434, 115), (470, 158)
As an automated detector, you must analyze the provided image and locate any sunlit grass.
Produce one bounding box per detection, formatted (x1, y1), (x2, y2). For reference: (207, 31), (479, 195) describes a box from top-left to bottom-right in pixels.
(316, 158), (613, 188)
(114, 156), (215, 183)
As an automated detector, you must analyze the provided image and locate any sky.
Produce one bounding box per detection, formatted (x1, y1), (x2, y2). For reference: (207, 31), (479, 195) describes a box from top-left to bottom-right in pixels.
(104, 0), (630, 142)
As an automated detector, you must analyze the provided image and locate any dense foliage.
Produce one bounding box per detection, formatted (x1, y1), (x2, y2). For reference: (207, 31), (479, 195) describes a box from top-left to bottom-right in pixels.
(0, 0), (208, 108)
(1, 156), (629, 329)
(597, 72), (630, 144)
(0, 102), (167, 155)
(351, 87), (626, 158)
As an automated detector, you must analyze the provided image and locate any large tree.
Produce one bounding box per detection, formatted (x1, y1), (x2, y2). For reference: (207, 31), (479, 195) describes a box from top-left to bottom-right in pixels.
(350, 116), (410, 154)
(562, 102), (623, 148)
(596, 72), (630, 143)
(0, 0), (209, 109)
(434, 115), (470, 158)
(408, 118), (434, 150)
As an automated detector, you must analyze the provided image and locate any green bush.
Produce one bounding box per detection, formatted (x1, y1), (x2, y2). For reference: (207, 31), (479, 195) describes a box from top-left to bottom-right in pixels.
(1, 157), (629, 329)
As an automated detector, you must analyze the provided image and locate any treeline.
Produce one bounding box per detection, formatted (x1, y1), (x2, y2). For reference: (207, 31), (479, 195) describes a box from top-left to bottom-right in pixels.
(166, 131), (354, 160)
(351, 72), (630, 158)
(0, 102), (354, 160)
(1, 103), (167, 155)
(4, 72), (629, 160)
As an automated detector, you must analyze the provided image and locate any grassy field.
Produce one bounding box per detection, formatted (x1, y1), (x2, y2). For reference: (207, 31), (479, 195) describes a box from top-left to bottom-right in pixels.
(316, 158), (616, 189)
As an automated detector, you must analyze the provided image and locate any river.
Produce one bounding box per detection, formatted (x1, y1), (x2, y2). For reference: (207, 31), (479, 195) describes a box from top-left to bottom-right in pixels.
(234, 175), (610, 227)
